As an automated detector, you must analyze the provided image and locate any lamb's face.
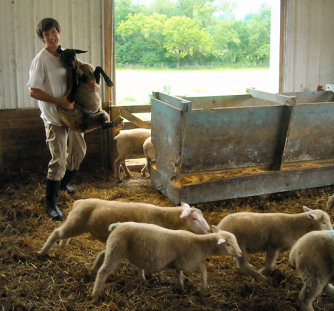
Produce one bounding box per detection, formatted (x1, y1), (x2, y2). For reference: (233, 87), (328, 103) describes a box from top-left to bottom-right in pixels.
(57, 46), (87, 67)
(62, 50), (77, 66)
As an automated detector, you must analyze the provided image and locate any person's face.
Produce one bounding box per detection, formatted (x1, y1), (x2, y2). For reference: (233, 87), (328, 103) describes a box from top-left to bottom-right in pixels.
(42, 27), (60, 50)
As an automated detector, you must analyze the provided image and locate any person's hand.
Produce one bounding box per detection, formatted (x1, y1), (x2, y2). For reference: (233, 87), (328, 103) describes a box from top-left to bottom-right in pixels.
(58, 96), (74, 110)
(86, 80), (100, 92)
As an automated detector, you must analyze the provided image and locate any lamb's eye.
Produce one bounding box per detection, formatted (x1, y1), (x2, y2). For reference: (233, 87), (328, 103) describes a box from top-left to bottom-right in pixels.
(226, 243), (231, 247)
(192, 217), (199, 222)
(81, 75), (88, 83)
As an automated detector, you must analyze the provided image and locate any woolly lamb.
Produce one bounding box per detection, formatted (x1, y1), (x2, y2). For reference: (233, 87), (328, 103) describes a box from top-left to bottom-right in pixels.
(217, 206), (332, 281)
(91, 222), (242, 301)
(289, 230), (334, 311)
(327, 193), (334, 213)
(114, 128), (151, 181)
(141, 136), (155, 177)
(37, 199), (210, 256)
(57, 46), (121, 132)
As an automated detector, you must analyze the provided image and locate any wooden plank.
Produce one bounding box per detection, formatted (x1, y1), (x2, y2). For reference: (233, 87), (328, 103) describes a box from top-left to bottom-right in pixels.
(153, 92), (191, 111)
(112, 104), (151, 113)
(119, 107), (151, 129)
(0, 109), (107, 173)
(247, 88), (296, 105)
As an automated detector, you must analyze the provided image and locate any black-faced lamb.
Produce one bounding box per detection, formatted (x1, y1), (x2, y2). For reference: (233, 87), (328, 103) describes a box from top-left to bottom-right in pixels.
(289, 230), (334, 311)
(37, 199), (210, 256)
(141, 136), (155, 177)
(217, 206), (332, 281)
(91, 222), (242, 302)
(113, 128), (151, 181)
(57, 46), (122, 132)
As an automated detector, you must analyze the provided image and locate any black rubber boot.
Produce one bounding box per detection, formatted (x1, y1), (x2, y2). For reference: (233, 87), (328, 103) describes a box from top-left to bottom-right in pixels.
(60, 170), (76, 195)
(46, 179), (63, 221)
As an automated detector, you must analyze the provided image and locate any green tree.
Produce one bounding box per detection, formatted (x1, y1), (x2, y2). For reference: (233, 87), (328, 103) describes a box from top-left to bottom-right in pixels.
(115, 0), (147, 27)
(163, 16), (213, 67)
(116, 13), (166, 65)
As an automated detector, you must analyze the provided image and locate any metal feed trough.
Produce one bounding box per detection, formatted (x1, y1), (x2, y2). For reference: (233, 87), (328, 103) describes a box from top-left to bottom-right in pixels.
(149, 89), (334, 204)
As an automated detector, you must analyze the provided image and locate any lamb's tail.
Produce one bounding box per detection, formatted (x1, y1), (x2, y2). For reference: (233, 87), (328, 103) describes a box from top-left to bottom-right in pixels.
(108, 222), (121, 232)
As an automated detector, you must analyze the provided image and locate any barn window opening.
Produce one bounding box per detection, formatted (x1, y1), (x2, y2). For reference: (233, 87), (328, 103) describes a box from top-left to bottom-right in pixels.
(114, 0), (280, 106)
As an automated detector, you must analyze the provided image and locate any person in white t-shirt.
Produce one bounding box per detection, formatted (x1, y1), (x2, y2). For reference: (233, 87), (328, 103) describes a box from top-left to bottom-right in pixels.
(27, 18), (93, 221)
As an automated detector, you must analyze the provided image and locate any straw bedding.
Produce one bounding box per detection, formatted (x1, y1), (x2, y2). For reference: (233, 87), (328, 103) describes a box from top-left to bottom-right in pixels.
(1, 169), (333, 311)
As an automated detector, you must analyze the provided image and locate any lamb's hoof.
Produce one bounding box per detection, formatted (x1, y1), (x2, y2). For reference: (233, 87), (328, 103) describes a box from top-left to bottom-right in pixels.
(101, 121), (116, 129)
(36, 251), (48, 257)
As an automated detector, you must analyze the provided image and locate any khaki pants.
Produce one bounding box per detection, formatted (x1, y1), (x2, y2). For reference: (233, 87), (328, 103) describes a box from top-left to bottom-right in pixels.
(45, 124), (87, 180)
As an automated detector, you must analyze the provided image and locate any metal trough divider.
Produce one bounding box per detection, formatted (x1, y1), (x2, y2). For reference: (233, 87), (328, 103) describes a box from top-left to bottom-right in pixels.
(150, 90), (334, 204)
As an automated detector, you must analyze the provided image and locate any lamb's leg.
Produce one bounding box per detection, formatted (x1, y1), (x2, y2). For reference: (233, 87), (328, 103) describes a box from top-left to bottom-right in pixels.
(121, 161), (132, 178)
(141, 163), (147, 177)
(94, 66), (113, 87)
(324, 283), (334, 296)
(177, 270), (184, 291)
(199, 263), (208, 293)
(260, 248), (279, 274)
(37, 229), (62, 255)
(113, 157), (122, 181)
(91, 250), (121, 302)
(236, 252), (267, 282)
(299, 277), (327, 311)
(38, 219), (87, 255)
(91, 250), (106, 274)
(139, 269), (146, 281)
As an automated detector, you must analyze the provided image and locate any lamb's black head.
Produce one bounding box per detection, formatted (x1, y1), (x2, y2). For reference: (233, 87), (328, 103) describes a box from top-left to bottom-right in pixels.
(57, 46), (87, 67)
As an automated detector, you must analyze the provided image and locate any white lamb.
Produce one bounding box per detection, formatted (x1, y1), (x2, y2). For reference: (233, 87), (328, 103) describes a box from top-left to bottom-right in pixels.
(37, 199), (210, 256)
(217, 206), (332, 281)
(289, 230), (334, 311)
(326, 193), (334, 213)
(91, 222), (242, 302)
(114, 128), (151, 181)
(141, 136), (155, 177)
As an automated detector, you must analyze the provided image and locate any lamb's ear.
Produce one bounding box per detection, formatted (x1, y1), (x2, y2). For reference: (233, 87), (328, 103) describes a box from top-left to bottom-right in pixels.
(217, 238), (226, 245)
(180, 203), (191, 218)
(303, 205), (312, 212)
(307, 212), (318, 221)
(75, 49), (87, 54)
(211, 225), (220, 233)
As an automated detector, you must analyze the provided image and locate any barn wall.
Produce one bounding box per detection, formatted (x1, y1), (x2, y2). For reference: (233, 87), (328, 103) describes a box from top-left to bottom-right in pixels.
(0, 109), (109, 177)
(0, 0), (105, 110)
(283, 0), (334, 92)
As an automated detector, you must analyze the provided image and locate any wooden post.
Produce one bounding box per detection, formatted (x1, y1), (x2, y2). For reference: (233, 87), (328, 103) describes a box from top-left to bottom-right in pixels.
(103, 0), (119, 171)
(279, 0), (286, 93)
(102, 0), (117, 170)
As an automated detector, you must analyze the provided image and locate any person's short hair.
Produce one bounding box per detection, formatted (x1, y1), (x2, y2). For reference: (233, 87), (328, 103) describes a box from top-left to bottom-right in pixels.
(36, 18), (61, 40)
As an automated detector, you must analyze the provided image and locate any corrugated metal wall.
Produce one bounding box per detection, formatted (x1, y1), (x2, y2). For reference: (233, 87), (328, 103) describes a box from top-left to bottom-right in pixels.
(283, 0), (334, 92)
(0, 0), (104, 110)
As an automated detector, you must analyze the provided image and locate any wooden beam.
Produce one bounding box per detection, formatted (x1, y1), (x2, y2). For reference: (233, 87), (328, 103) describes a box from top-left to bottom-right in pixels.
(279, 0), (286, 92)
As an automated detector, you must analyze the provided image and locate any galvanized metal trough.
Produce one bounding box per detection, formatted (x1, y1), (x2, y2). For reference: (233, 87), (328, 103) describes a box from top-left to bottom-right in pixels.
(149, 89), (334, 204)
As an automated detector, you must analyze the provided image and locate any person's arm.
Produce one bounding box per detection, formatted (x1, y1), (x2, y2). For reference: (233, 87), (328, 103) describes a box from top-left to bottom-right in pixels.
(29, 88), (74, 110)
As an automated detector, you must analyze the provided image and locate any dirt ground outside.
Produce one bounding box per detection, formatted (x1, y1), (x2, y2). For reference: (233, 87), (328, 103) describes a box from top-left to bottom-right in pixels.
(1, 168), (334, 311)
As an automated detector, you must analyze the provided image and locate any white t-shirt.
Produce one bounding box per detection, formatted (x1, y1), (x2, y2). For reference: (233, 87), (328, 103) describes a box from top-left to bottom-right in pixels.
(27, 48), (67, 125)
